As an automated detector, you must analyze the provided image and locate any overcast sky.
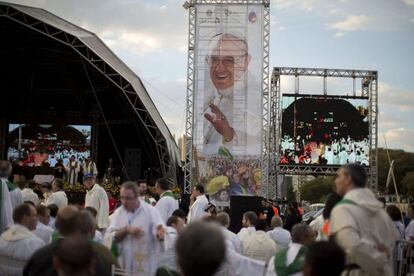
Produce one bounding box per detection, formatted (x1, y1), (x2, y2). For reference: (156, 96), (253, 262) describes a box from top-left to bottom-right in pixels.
(5, 0), (414, 151)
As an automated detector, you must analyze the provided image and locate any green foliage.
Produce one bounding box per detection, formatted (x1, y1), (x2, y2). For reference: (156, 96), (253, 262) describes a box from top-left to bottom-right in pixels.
(300, 177), (335, 203)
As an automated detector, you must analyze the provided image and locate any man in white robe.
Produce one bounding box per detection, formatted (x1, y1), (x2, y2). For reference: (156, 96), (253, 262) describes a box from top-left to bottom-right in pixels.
(33, 205), (53, 244)
(237, 211), (257, 245)
(65, 155), (79, 185)
(105, 181), (165, 275)
(158, 215), (185, 271)
(242, 220), (276, 262)
(217, 212), (241, 253)
(0, 161), (14, 233)
(21, 180), (40, 206)
(187, 185), (209, 224)
(84, 156), (98, 176)
(84, 174), (109, 229)
(0, 204), (45, 276)
(267, 216), (292, 252)
(45, 178), (68, 209)
(330, 164), (398, 276)
(155, 178), (179, 222)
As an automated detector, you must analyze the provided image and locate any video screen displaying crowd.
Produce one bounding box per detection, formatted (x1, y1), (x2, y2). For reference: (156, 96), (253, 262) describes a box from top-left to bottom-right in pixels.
(0, 160), (408, 276)
(280, 135), (370, 166)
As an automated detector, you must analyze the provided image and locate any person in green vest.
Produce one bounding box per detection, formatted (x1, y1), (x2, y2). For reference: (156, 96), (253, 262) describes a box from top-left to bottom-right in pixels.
(265, 223), (316, 276)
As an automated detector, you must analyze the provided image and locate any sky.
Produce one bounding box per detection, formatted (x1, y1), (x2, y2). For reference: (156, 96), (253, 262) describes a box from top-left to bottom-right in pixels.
(4, 0), (414, 152)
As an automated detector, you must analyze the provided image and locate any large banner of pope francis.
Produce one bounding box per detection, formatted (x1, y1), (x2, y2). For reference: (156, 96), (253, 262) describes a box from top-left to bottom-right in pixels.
(192, 4), (264, 206)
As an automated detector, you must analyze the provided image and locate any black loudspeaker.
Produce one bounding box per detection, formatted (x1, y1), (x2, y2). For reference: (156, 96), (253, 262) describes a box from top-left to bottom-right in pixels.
(229, 196), (263, 234)
(124, 148), (141, 180)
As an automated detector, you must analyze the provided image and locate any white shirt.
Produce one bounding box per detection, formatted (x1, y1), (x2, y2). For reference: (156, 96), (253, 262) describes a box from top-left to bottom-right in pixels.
(187, 194), (209, 224)
(0, 224), (45, 276)
(238, 226), (256, 245)
(406, 220), (414, 241)
(158, 226), (178, 271)
(85, 183), (110, 229)
(45, 191), (68, 209)
(9, 188), (23, 211)
(105, 200), (165, 274)
(267, 227), (292, 251)
(21, 188), (40, 206)
(155, 191), (179, 222)
(33, 221), (53, 244)
(242, 231), (276, 262)
(221, 226), (241, 253)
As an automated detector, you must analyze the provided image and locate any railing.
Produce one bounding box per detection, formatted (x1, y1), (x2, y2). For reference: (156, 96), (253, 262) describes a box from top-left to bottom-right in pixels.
(394, 240), (414, 276)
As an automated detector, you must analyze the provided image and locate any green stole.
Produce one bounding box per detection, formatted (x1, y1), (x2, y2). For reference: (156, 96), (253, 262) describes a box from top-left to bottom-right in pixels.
(274, 246), (307, 276)
(161, 191), (175, 199)
(6, 180), (17, 192)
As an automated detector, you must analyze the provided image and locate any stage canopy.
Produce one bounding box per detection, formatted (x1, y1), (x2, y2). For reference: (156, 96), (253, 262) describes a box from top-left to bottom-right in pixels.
(0, 2), (180, 183)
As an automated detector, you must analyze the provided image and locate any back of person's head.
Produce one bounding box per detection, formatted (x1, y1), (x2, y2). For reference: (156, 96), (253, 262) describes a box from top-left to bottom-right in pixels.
(36, 205), (50, 218)
(76, 210), (96, 239)
(54, 178), (64, 190)
(377, 197), (386, 208)
(27, 180), (37, 190)
(216, 212), (230, 228)
(55, 205), (79, 237)
(13, 203), (32, 224)
(303, 241), (345, 276)
(172, 209), (187, 220)
(17, 181), (26, 190)
(0, 160), (12, 178)
(156, 178), (170, 191)
(84, 206), (98, 218)
(176, 221), (225, 276)
(342, 163), (367, 188)
(243, 211), (258, 226)
(271, 216), (283, 228)
(386, 205), (402, 222)
(194, 184), (205, 194)
(53, 234), (95, 276)
(48, 204), (59, 218)
(167, 215), (180, 227)
(291, 224), (313, 245)
(255, 219), (268, 231)
(322, 193), (343, 220)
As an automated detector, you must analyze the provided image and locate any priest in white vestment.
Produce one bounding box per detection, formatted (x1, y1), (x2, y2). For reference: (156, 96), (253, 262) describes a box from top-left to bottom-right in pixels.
(237, 211), (258, 244)
(45, 178), (68, 208)
(65, 155), (80, 185)
(21, 181), (40, 206)
(154, 178), (179, 222)
(158, 215), (185, 271)
(33, 205), (53, 244)
(84, 156), (98, 176)
(187, 185), (209, 224)
(84, 174), (109, 229)
(105, 181), (166, 275)
(0, 204), (45, 276)
(330, 164), (398, 276)
(0, 161), (14, 233)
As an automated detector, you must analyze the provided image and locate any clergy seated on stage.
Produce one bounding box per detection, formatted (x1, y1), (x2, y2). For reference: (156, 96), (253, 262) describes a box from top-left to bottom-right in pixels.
(23, 206), (117, 276)
(0, 204), (45, 276)
(155, 178), (179, 222)
(53, 234), (95, 276)
(33, 205), (54, 244)
(238, 211), (258, 244)
(187, 185), (209, 224)
(84, 173), (110, 230)
(267, 216), (292, 252)
(20, 180), (40, 206)
(330, 163), (398, 276)
(105, 181), (166, 275)
(265, 224), (316, 276)
(45, 178), (68, 209)
(302, 241), (345, 276)
(242, 219), (276, 262)
(216, 212), (241, 253)
(156, 221), (226, 276)
(158, 215), (186, 271)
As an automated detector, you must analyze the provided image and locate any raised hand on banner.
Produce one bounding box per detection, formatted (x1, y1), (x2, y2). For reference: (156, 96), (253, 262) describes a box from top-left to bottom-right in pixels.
(204, 103), (235, 142)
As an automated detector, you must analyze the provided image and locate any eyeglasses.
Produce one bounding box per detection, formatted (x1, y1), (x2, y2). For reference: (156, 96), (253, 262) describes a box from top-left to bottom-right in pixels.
(206, 54), (247, 67)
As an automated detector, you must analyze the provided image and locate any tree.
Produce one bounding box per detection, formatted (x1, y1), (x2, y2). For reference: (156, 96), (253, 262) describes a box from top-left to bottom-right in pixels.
(300, 177), (335, 203)
(401, 172), (414, 201)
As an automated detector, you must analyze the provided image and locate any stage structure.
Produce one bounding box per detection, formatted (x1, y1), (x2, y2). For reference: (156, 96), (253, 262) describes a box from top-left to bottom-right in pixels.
(270, 67), (378, 199)
(183, 0), (271, 202)
(0, 2), (180, 183)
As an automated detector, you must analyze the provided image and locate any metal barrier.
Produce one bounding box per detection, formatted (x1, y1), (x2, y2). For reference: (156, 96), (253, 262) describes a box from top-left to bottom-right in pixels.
(394, 240), (414, 276)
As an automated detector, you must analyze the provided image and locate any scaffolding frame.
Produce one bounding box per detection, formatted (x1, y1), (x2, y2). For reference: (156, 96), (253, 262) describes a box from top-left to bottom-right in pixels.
(271, 67), (378, 196)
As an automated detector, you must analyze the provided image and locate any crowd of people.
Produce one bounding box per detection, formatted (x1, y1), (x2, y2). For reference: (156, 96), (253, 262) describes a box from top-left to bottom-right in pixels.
(0, 159), (407, 275)
(280, 136), (370, 166)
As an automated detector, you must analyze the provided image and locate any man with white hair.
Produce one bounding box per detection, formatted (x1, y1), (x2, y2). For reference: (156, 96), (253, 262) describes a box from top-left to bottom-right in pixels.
(202, 32), (261, 155)
(267, 216), (292, 252)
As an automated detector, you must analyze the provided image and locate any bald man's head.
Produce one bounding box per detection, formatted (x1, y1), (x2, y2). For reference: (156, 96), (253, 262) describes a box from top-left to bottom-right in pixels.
(55, 205), (79, 237)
